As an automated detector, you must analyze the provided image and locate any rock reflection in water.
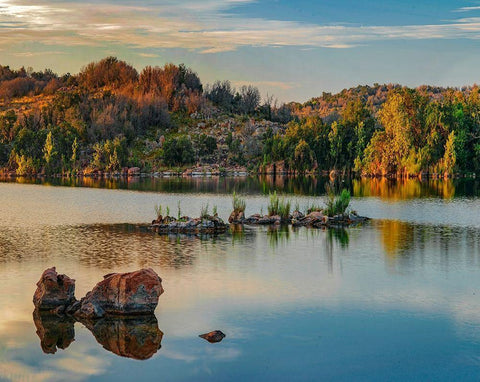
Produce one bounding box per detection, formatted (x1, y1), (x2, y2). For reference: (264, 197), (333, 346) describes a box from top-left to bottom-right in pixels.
(80, 316), (163, 360)
(33, 310), (75, 354)
(33, 311), (163, 360)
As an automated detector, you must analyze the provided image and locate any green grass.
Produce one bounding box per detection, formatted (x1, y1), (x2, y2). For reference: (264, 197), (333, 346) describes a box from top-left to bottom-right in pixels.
(232, 191), (246, 213)
(268, 191), (291, 220)
(154, 204), (163, 219)
(324, 184), (351, 217)
(200, 203), (209, 218)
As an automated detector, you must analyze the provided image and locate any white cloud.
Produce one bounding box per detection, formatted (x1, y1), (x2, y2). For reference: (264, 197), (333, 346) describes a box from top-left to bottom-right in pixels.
(1, 0), (480, 55)
(454, 6), (480, 12)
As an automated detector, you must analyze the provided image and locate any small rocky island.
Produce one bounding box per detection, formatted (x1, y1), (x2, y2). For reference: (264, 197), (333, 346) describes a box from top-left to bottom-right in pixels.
(229, 189), (369, 228)
(149, 188), (369, 236)
(149, 203), (228, 234)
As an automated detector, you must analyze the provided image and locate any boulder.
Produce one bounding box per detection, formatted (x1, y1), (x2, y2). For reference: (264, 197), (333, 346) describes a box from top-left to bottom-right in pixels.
(199, 330), (226, 343)
(292, 210), (305, 220)
(228, 210), (245, 223)
(74, 268), (164, 318)
(33, 267), (76, 311)
(128, 167), (140, 176)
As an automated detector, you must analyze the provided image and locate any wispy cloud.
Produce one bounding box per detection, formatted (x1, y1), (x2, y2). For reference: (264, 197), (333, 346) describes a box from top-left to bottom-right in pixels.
(1, 0), (480, 55)
(232, 80), (298, 90)
(454, 6), (480, 12)
(137, 52), (159, 58)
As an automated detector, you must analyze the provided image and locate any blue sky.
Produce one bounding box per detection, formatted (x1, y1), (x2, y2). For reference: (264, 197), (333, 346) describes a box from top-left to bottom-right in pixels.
(1, 0), (480, 101)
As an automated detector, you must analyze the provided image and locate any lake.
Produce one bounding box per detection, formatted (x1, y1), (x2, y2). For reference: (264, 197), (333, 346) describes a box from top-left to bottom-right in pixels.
(1, 176), (480, 381)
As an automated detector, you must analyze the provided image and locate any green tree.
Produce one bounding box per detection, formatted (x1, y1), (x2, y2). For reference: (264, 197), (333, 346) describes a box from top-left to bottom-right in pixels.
(294, 139), (314, 172)
(43, 131), (57, 173)
(442, 131), (456, 175)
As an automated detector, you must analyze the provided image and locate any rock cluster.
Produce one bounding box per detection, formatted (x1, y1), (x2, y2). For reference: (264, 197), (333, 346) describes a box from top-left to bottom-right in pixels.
(229, 210), (368, 228)
(150, 214), (228, 234)
(33, 268), (163, 318)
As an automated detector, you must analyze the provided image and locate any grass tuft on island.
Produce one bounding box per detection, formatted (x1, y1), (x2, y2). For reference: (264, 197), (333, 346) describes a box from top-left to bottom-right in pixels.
(228, 188), (369, 228)
(150, 203), (228, 235)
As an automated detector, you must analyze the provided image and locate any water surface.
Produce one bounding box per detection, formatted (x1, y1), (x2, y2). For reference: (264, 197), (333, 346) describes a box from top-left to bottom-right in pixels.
(1, 178), (480, 381)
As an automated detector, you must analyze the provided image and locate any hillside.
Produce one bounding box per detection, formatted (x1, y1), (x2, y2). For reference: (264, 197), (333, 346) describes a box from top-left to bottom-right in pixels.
(1, 57), (480, 177)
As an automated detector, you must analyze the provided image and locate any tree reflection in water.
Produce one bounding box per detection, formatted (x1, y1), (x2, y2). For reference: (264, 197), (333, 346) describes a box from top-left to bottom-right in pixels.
(5, 175), (480, 198)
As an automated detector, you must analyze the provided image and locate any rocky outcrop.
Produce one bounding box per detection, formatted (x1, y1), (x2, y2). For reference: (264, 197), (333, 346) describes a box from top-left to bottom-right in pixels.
(74, 268), (164, 318)
(33, 268), (163, 319)
(150, 215), (228, 234)
(233, 210), (369, 228)
(199, 330), (226, 343)
(33, 267), (76, 312)
(244, 214), (282, 225)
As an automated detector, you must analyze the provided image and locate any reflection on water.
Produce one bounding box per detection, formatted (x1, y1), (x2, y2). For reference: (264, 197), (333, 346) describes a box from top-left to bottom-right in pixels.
(2, 182), (480, 380)
(33, 311), (163, 360)
(80, 316), (163, 360)
(4, 175), (480, 198)
(33, 310), (75, 354)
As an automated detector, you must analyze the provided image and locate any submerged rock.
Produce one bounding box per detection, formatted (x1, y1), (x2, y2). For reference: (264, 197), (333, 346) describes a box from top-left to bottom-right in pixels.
(74, 268), (164, 318)
(199, 330), (226, 343)
(33, 267), (76, 312)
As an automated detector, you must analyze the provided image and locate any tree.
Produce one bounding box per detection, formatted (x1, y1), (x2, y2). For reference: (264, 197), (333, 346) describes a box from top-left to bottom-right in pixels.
(294, 139), (314, 172)
(237, 85), (260, 114)
(43, 131), (57, 172)
(0, 110), (17, 143)
(163, 136), (195, 166)
(71, 137), (78, 171)
(206, 80), (234, 111)
(442, 131), (456, 175)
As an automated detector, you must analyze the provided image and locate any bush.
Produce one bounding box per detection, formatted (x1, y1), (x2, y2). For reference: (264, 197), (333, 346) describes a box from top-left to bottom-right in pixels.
(163, 136), (195, 166)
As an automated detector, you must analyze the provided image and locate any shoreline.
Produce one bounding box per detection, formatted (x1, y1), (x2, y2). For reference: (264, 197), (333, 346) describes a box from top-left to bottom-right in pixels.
(0, 170), (476, 180)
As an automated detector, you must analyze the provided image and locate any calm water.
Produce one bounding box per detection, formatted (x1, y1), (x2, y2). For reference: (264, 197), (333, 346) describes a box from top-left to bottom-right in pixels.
(1, 177), (480, 381)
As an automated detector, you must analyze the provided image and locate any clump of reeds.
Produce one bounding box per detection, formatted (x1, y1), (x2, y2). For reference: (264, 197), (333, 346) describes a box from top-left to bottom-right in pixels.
(154, 204), (163, 219)
(232, 191), (246, 213)
(200, 203), (209, 219)
(324, 183), (351, 217)
(268, 191), (291, 220)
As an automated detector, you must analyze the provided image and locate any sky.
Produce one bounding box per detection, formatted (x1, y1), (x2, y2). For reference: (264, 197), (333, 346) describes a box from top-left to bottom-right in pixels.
(1, 0), (480, 102)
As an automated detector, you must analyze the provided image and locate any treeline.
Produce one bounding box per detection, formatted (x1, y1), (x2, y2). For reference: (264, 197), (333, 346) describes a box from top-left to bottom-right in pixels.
(263, 86), (480, 176)
(0, 57), (290, 175)
(1, 56), (480, 177)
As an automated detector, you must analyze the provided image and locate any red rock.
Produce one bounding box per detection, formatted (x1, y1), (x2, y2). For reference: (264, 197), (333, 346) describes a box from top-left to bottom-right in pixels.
(128, 167), (140, 176)
(33, 267), (76, 311)
(199, 330), (226, 343)
(75, 268), (164, 318)
(228, 210), (245, 223)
